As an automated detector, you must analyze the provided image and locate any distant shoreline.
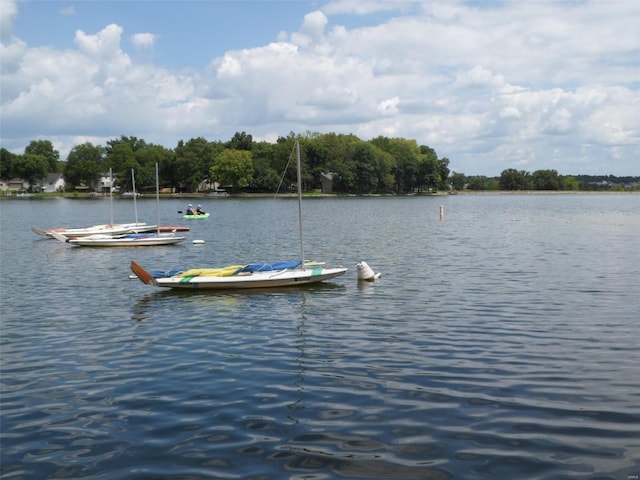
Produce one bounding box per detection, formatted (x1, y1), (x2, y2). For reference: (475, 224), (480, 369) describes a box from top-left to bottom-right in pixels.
(1, 190), (637, 200)
(446, 190), (638, 195)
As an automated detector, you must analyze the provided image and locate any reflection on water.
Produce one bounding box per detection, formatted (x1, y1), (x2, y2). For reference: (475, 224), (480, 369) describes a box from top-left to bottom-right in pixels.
(1, 194), (639, 479)
(130, 283), (347, 322)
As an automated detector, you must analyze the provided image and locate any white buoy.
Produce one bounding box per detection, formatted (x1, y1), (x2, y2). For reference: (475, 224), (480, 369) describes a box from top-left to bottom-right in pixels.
(192, 239), (205, 245)
(440, 205), (444, 219)
(356, 261), (381, 282)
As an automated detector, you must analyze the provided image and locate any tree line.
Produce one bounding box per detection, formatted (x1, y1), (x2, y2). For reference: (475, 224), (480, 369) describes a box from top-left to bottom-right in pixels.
(0, 133), (449, 195)
(1, 133), (638, 193)
(451, 170), (639, 192)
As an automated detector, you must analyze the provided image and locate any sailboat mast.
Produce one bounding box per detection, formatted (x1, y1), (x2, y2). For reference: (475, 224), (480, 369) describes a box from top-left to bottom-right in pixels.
(155, 162), (160, 235)
(296, 140), (305, 268)
(131, 168), (138, 225)
(109, 167), (114, 226)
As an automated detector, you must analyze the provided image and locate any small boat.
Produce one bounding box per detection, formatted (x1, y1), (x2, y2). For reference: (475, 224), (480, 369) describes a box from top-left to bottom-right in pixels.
(131, 260), (345, 289)
(50, 164), (186, 247)
(53, 231), (185, 247)
(183, 212), (210, 219)
(131, 140), (347, 290)
(32, 223), (155, 238)
(157, 226), (190, 232)
(33, 168), (157, 238)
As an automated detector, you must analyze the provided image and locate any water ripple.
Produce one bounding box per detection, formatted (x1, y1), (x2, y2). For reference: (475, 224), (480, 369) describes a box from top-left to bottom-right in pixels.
(2, 195), (639, 479)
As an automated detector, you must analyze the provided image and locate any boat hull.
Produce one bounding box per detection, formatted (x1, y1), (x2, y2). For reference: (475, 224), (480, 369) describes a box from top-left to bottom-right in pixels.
(33, 223), (156, 237)
(153, 267), (347, 289)
(183, 213), (210, 220)
(157, 226), (190, 232)
(68, 234), (186, 247)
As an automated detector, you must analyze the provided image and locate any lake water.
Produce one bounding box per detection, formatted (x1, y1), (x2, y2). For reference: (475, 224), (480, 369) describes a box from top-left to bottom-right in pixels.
(1, 193), (639, 480)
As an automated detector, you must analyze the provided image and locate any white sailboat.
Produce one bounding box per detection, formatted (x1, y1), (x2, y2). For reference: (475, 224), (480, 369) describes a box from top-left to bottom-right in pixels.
(32, 168), (155, 238)
(52, 164), (186, 247)
(32, 223), (155, 238)
(131, 140), (347, 289)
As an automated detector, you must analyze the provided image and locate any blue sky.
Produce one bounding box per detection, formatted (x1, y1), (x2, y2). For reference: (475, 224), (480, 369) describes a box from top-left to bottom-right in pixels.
(1, 0), (639, 176)
(10, 1), (323, 68)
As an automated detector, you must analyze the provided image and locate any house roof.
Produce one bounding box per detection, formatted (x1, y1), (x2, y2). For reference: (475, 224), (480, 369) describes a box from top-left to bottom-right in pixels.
(45, 173), (64, 183)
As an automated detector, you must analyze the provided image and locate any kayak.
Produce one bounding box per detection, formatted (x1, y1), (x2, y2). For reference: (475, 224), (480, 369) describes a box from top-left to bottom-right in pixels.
(158, 226), (190, 232)
(183, 213), (210, 219)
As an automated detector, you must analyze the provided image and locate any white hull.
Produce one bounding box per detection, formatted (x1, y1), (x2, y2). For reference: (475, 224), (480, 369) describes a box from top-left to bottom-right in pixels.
(144, 265), (347, 289)
(68, 233), (185, 247)
(33, 223), (156, 238)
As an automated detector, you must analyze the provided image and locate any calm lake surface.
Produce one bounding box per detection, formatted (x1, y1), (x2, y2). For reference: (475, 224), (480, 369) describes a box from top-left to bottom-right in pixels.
(1, 193), (639, 480)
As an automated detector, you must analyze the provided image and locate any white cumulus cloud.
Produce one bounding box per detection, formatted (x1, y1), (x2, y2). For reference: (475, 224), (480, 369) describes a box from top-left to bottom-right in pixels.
(131, 33), (157, 49)
(1, 0), (639, 176)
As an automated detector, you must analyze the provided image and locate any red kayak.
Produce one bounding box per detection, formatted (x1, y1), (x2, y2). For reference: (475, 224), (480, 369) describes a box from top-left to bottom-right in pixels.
(158, 226), (190, 232)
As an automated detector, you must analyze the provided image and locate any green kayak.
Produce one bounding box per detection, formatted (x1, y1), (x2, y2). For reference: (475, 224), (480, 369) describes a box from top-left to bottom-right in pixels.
(183, 213), (210, 219)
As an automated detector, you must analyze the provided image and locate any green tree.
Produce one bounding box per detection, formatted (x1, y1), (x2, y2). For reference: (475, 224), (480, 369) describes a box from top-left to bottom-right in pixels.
(64, 143), (105, 189)
(210, 149), (253, 190)
(11, 153), (49, 189)
(562, 176), (580, 191)
(134, 145), (175, 191)
(438, 157), (450, 190)
(416, 146), (441, 193)
(531, 169), (560, 190)
(371, 137), (420, 193)
(106, 142), (136, 188)
(319, 133), (360, 193)
(466, 176), (488, 190)
(104, 136), (151, 186)
(0, 148), (17, 179)
(416, 146), (439, 193)
(249, 141), (279, 191)
(268, 134), (299, 191)
(371, 146), (396, 192)
(486, 178), (500, 190)
(174, 138), (221, 192)
(105, 136), (148, 159)
(157, 147), (179, 192)
(450, 172), (466, 190)
(500, 169), (530, 190)
(351, 142), (378, 194)
(305, 137), (330, 180)
(251, 156), (281, 191)
(226, 131), (253, 151)
(25, 140), (60, 172)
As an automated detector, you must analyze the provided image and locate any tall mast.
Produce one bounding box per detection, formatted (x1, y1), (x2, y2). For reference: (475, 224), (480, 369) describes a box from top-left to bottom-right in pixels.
(155, 162), (160, 235)
(296, 140), (304, 268)
(109, 167), (114, 225)
(131, 168), (138, 225)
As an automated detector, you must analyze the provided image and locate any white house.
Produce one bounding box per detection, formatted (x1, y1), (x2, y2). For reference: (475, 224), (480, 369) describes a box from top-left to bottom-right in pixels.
(92, 173), (116, 193)
(33, 173), (66, 193)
